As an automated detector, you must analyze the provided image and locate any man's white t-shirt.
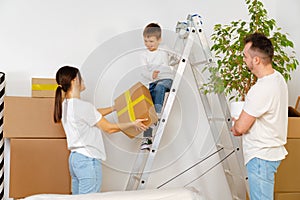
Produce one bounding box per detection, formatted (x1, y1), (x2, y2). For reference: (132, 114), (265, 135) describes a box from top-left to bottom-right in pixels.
(62, 98), (106, 160)
(242, 70), (288, 164)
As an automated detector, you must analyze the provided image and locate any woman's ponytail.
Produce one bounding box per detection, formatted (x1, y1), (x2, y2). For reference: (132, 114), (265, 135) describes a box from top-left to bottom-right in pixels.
(53, 66), (79, 123)
(54, 85), (63, 123)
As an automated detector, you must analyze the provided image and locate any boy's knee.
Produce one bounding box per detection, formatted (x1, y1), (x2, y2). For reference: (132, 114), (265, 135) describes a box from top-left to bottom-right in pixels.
(154, 84), (166, 93)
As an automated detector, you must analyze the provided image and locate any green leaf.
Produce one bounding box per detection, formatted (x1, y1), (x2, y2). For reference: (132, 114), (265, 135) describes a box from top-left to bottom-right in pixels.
(204, 0), (299, 102)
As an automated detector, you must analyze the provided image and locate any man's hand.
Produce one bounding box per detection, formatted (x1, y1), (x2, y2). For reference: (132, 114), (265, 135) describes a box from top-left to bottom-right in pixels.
(231, 118), (242, 136)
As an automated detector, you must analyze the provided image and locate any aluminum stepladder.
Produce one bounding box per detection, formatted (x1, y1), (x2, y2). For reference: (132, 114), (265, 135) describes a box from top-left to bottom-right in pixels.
(182, 15), (249, 199)
(125, 17), (196, 191)
(126, 14), (249, 199)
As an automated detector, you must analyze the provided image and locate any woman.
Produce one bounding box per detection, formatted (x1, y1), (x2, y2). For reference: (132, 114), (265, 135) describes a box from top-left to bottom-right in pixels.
(53, 66), (148, 194)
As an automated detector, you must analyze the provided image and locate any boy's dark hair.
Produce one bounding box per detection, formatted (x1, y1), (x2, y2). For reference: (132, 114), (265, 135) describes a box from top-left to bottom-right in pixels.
(54, 66), (81, 123)
(143, 23), (161, 39)
(244, 32), (274, 63)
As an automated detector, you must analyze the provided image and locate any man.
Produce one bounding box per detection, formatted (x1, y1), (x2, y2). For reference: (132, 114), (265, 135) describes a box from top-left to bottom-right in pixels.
(231, 33), (288, 200)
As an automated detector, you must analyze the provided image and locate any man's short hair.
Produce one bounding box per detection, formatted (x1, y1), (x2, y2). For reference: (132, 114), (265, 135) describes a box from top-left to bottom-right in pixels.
(244, 32), (274, 63)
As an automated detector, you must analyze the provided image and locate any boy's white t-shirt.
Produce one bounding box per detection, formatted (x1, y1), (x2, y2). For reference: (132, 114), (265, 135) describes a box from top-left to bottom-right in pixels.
(140, 48), (174, 85)
(62, 98), (106, 160)
(242, 70), (288, 164)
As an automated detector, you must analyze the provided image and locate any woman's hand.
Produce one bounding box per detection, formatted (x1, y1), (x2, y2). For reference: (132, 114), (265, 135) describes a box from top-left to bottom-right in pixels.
(133, 118), (148, 132)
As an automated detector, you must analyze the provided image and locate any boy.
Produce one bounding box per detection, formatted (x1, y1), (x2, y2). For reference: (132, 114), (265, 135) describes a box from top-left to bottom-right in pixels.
(140, 23), (175, 150)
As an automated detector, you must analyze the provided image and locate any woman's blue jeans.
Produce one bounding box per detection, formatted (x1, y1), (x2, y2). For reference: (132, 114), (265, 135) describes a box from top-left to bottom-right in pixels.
(69, 152), (102, 194)
(246, 157), (281, 200)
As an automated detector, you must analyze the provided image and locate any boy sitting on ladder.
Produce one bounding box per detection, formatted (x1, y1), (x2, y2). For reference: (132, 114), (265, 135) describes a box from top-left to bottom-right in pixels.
(140, 23), (175, 150)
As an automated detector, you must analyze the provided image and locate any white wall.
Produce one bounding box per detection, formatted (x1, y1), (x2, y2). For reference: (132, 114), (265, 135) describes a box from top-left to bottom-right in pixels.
(1, 0), (299, 199)
(0, 0), (299, 104)
(0, 0), (299, 103)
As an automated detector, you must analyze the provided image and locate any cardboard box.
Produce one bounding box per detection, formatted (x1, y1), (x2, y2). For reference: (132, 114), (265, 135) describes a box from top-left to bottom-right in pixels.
(275, 193), (300, 200)
(4, 96), (66, 138)
(32, 78), (57, 98)
(275, 138), (300, 192)
(114, 82), (158, 138)
(287, 117), (300, 138)
(275, 118), (300, 196)
(9, 138), (71, 199)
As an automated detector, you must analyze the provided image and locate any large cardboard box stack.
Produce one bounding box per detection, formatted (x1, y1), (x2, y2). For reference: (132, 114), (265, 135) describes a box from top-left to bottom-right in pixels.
(4, 96), (71, 198)
(32, 78), (57, 98)
(114, 82), (158, 138)
(274, 193), (300, 200)
(4, 96), (65, 138)
(9, 139), (70, 198)
(274, 117), (300, 199)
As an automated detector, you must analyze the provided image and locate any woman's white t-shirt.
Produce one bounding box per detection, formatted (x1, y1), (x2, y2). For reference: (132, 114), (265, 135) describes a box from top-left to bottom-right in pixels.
(62, 98), (106, 160)
(243, 70), (288, 164)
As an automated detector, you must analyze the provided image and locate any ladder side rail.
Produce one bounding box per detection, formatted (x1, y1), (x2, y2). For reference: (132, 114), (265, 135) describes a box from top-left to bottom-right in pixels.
(191, 15), (248, 198)
(125, 150), (148, 190)
(190, 15), (234, 181)
(190, 66), (237, 198)
(190, 15), (214, 63)
(217, 93), (250, 194)
(136, 29), (197, 190)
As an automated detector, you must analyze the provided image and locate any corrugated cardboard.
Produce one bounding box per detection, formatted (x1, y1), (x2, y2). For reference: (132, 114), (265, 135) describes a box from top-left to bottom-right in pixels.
(114, 82), (158, 138)
(9, 138), (71, 199)
(287, 117), (300, 138)
(275, 193), (300, 200)
(4, 96), (65, 138)
(275, 118), (300, 197)
(275, 138), (300, 192)
(32, 78), (57, 98)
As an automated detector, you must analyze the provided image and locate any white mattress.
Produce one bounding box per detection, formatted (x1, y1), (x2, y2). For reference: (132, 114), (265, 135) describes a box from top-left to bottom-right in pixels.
(22, 187), (205, 200)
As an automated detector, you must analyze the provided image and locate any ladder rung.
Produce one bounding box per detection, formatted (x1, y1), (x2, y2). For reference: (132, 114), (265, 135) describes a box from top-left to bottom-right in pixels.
(133, 175), (141, 181)
(207, 117), (225, 121)
(224, 169), (233, 176)
(233, 196), (242, 200)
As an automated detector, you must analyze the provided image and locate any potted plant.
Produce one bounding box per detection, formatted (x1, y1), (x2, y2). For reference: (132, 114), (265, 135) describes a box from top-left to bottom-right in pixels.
(202, 0), (298, 103)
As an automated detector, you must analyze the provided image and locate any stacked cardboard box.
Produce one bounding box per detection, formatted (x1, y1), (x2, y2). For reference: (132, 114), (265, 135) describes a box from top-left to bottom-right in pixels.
(32, 78), (57, 98)
(274, 117), (300, 200)
(4, 96), (71, 199)
(4, 97), (65, 138)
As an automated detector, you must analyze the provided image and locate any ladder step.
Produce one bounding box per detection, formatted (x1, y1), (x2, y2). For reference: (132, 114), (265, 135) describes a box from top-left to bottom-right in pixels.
(133, 175), (141, 181)
(216, 143), (239, 151)
(207, 117), (225, 121)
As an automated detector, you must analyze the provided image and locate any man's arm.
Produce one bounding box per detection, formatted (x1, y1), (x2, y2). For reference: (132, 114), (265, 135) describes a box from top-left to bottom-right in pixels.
(231, 110), (256, 136)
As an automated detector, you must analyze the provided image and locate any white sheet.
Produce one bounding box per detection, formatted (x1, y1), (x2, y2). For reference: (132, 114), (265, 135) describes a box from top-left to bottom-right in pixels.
(22, 187), (205, 200)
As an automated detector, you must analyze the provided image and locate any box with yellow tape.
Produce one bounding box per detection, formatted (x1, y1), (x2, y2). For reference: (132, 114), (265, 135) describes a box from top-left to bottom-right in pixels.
(114, 82), (158, 138)
(32, 78), (58, 98)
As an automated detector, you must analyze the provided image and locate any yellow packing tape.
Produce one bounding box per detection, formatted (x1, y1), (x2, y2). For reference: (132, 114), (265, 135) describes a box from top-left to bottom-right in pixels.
(32, 84), (58, 91)
(117, 90), (153, 121)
